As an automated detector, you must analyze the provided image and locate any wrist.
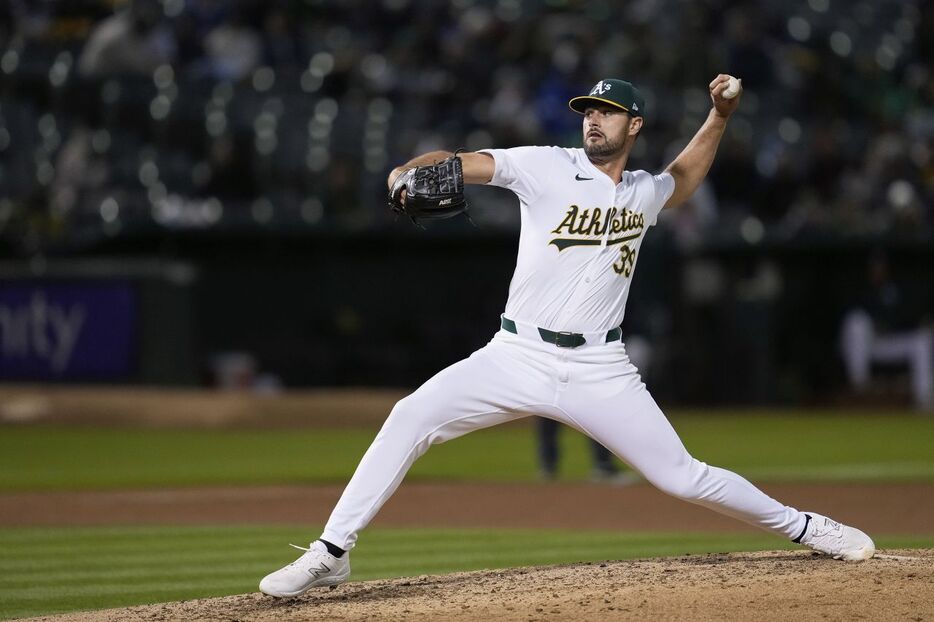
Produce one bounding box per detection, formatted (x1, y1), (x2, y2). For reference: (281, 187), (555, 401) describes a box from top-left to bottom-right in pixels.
(710, 107), (731, 123)
(707, 108), (730, 130)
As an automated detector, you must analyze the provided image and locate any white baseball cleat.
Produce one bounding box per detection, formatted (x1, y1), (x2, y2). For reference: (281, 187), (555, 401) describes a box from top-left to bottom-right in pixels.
(796, 512), (875, 561)
(259, 541), (351, 597)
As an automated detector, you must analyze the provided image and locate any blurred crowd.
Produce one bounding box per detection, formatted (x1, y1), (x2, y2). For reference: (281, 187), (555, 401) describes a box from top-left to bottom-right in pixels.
(0, 0), (931, 253)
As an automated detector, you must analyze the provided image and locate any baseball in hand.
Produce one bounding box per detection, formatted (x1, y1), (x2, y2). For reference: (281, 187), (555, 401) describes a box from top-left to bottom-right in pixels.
(722, 76), (742, 99)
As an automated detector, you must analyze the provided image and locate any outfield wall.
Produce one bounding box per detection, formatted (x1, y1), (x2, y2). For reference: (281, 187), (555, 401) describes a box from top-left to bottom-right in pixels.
(2, 237), (931, 405)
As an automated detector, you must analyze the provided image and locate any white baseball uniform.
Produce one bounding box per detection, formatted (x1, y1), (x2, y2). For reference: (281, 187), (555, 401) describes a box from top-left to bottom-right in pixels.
(321, 146), (807, 550)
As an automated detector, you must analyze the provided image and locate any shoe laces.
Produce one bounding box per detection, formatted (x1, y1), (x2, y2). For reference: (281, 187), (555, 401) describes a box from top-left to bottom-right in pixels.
(285, 542), (328, 568)
(804, 517), (847, 554)
(810, 517), (843, 540)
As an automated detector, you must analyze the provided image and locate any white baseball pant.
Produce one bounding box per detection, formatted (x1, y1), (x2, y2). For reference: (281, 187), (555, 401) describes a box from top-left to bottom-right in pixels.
(321, 326), (807, 550)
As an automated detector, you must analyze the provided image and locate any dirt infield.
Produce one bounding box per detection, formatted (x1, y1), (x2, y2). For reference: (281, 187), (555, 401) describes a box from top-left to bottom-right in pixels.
(3, 482), (933, 535)
(0, 386), (405, 428)
(9, 482), (932, 622)
(24, 550), (933, 622)
(5, 387), (932, 620)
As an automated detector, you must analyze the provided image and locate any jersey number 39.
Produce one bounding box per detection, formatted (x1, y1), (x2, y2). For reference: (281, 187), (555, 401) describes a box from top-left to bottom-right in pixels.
(613, 244), (636, 277)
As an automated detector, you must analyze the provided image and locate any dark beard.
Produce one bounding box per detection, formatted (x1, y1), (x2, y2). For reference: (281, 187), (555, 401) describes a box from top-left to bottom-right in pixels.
(584, 132), (627, 159)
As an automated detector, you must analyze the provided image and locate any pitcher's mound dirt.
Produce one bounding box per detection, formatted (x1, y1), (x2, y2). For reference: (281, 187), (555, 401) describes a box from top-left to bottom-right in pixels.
(27, 549), (932, 622)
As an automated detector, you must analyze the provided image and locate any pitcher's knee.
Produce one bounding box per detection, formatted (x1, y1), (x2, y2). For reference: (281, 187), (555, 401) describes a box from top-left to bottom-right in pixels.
(384, 393), (461, 444)
(645, 460), (708, 501)
(652, 477), (701, 501)
(380, 396), (433, 439)
(387, 395), (415, 419)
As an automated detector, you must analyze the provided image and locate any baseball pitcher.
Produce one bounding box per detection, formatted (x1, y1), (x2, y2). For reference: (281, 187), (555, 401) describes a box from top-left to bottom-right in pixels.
(259, 75), (875, 597)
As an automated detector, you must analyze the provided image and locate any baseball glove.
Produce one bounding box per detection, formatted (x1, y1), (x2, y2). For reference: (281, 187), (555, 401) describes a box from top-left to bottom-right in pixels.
(388, 153), (468, 223)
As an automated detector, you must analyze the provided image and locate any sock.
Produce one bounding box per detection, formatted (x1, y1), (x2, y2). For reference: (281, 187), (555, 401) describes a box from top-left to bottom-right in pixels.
(320, 539), (346, 558)
(792, 514), (812, 543)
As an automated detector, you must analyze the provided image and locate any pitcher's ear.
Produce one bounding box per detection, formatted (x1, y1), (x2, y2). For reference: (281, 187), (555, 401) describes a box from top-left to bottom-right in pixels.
(629, 116), (644, 135)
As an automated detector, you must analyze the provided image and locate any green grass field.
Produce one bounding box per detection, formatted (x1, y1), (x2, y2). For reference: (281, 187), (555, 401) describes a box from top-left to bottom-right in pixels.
(2, 525), (933, 621)
(1, 412), (932, 490)
(2, 411), (933, 619)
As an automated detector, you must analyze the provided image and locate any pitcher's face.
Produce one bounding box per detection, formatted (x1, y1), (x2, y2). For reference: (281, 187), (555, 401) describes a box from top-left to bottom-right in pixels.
(582, 106), (637, 158)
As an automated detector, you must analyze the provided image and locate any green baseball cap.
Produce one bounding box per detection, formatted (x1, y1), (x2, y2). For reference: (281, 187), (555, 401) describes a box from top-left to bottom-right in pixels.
(568, 79), (645, 118)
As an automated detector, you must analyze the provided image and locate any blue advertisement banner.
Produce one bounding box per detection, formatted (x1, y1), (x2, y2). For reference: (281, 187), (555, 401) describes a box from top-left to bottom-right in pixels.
(0, 282), (137, 380)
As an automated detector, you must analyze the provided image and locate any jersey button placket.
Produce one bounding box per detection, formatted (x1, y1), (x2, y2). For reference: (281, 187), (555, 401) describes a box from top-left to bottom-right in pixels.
(582, 184), (617, 284)
(555, 168), (610, 327)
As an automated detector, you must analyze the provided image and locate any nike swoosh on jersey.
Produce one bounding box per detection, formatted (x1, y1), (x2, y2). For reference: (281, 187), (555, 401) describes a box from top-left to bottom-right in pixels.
(574, 173), (593, 181)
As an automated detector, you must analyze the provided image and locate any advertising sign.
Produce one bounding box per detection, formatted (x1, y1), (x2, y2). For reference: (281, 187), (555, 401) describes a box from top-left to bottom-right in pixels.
(0, 282), (137, 380)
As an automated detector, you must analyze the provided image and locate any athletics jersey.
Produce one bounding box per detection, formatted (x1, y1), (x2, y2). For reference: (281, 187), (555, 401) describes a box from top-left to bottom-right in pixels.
(479, 146), (675, 333)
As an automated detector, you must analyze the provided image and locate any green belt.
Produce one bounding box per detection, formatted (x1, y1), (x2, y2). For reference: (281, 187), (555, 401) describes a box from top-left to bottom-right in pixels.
(501, 316), (621, 348)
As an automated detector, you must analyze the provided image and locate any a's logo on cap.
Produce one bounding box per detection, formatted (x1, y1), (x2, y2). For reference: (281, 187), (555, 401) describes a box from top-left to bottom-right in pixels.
(632, 102), (639, 111)
(589, 80), (612, 95)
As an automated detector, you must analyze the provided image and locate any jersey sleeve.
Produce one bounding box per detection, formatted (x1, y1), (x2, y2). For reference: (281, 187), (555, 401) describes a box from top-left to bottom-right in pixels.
(644, 171), (676, 226)
(477, 146), (554, 205)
